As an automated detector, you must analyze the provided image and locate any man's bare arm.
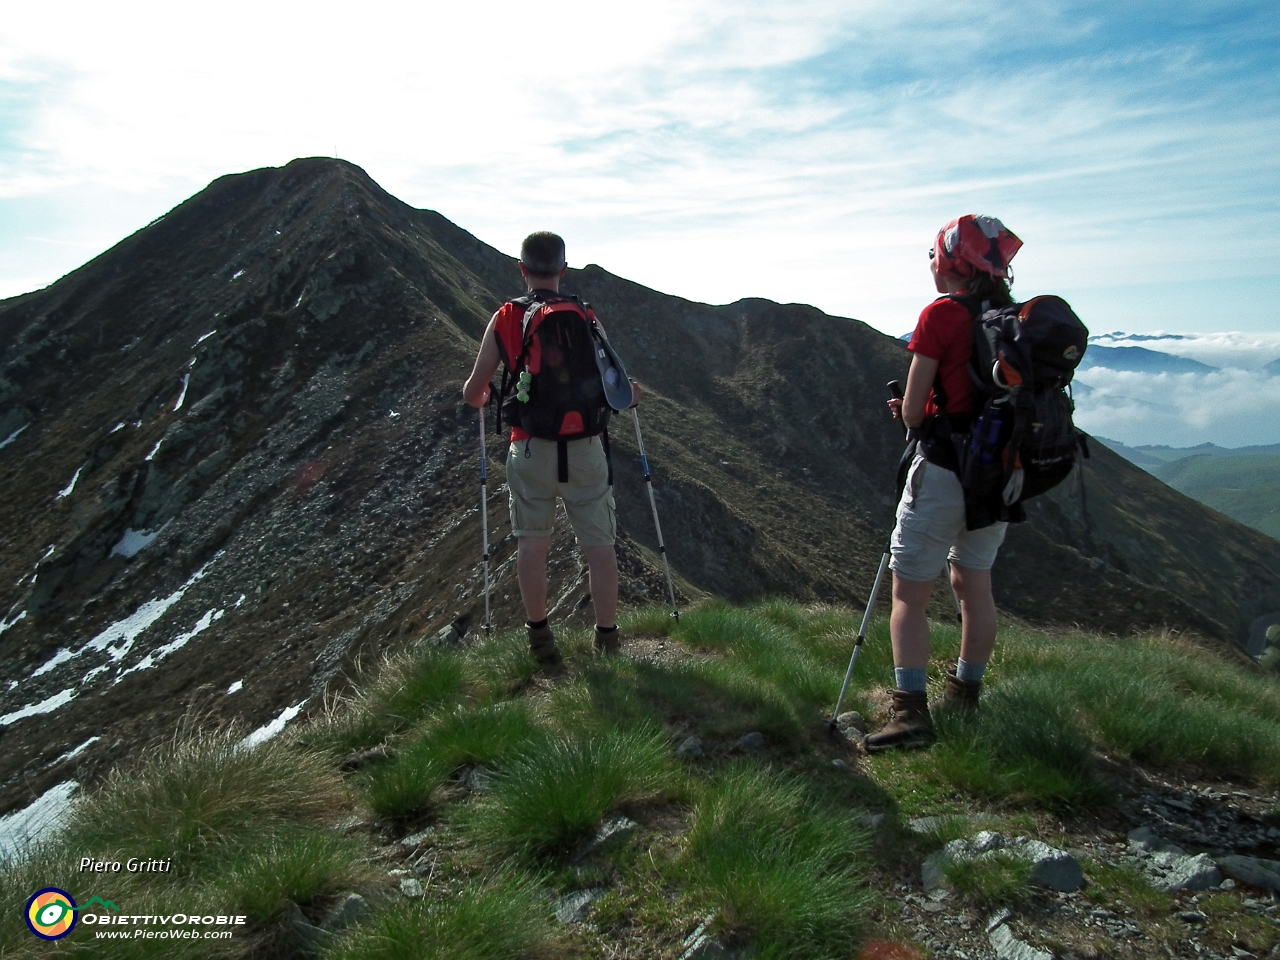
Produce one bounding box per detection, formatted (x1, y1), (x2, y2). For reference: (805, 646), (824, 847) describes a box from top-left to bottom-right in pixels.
(463, 316), (501, 408)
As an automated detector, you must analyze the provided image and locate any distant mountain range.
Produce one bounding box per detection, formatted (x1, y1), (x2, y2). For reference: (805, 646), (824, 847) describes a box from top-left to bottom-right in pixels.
(1097, 437), (1280, 542)
(1078, 344), (1218, 375)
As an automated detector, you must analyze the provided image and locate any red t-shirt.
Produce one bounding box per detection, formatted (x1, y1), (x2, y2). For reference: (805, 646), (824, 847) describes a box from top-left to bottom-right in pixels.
(908, 296), (974, 417)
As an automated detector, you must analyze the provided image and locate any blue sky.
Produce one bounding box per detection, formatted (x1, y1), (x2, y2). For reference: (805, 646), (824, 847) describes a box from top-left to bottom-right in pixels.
(1, 1), (1277, 346)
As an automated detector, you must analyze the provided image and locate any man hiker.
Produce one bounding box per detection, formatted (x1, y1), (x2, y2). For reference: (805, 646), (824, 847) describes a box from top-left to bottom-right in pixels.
(864, 215), (1023, 752)
(463, 231), (640, 666)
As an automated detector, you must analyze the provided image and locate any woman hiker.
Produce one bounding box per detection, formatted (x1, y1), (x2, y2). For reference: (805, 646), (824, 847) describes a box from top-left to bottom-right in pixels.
(863, 214), (1023, 753)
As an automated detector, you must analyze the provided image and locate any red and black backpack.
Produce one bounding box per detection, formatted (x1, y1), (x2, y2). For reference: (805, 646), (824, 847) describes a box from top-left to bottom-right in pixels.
(493, 291), (612, 479)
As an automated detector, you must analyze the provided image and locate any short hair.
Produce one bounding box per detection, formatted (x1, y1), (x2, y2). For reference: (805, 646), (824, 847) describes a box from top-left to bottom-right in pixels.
(520, 231), (566, 277)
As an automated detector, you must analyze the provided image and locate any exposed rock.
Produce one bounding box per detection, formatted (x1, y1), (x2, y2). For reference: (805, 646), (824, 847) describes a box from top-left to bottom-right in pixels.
(733, 732), (766, 752)
(460, 764), (492, 794)
(679, 915), (735, 960)
(1213, 854), (1280, 893)
(990, 922), (1053, 960)
(398, 877), (424, 898)
(834, 711), (864, 738)
(676, 736), (705, 759)
(922, 832), (1083, 893)
(415, 622), (463, 649)
(285, 902), (337, 955)
(574, 814), (639, 861)
(321, 892), (370, 932)
(1142, 851), (1222, 892)
(399, 828), (435, 849)
(553, 887), (608, 924)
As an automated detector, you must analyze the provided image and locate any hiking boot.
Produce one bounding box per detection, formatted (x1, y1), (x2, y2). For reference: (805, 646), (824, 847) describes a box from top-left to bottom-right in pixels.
(527, 622), (562, 667)
(929, 669), (981, 716)
(593, 625), (621, 655)
(863, 690), (935, 753)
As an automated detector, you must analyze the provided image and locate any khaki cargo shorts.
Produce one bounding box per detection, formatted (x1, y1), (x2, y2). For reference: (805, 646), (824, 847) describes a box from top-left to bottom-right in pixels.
(506, 436), (616, 547)
(890, 453), (1007, 582)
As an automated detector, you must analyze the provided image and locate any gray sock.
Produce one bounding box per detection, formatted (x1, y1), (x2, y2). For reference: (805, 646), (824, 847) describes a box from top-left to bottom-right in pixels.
(894, 667), (928, 693)
(955, 658), (986, 684)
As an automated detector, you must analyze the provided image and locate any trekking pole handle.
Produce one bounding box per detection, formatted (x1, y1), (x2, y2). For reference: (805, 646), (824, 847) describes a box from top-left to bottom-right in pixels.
(888, 380), (903, 399)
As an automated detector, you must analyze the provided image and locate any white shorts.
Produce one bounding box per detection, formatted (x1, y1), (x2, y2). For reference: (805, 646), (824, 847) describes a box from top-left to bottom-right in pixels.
(889, 453), (1007, 582)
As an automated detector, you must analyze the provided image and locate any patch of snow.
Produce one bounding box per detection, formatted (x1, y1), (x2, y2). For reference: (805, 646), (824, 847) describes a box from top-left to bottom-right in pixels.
(116, 609), (224, 681)
(227, 680), (243, 694)
(239, 701), (307, 751)
(0, 610), (26, 636)
(34, 648), (77, 677)
(110, 421), (125, 434)
(0, 688), (77, 726)
(56, 465), (85, 499)
(81, 663), (110, 685)
(195, 330), (216, 346)
(6, 680), (15, 691)
(145, 438), (164, 461)
(40, 545), (55, 562)
(294, 292), (304, 308)
(109, 521), (170, 559)
(231, 269), (245, 280)
(32, 558), (216, 677)
(0, 781), (78, 864)
(173, 374), (190, 411)
(235, 594), (246, 608)
(54, 737), (100, 765)
(0, 424), (28, 450)
(389, 410), (400, 418)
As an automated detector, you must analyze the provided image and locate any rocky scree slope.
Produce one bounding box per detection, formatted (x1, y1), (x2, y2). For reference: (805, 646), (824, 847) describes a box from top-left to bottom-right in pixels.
(1, 157), (1277, 818)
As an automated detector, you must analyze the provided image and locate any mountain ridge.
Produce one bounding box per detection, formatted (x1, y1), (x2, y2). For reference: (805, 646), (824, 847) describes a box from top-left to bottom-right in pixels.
(2, 157), (1277, 817)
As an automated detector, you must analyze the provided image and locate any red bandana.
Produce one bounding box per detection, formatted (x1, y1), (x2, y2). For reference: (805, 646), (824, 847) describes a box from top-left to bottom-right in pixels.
(933, 214), (1022, 280)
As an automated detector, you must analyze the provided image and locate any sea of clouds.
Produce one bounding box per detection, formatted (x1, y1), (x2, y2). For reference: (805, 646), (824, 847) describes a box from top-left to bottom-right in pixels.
(1073, 332), (1280, 449)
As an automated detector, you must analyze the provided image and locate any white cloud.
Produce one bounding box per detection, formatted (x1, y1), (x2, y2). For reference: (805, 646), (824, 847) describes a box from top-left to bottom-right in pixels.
(1089, 332), (1280, 372)
(1074, 367), (1280, 448)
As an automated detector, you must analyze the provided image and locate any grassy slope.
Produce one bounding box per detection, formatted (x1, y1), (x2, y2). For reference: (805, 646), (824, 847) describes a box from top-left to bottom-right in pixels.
(4, 603), (1280, 959)
(1155, 454), (1280, 541)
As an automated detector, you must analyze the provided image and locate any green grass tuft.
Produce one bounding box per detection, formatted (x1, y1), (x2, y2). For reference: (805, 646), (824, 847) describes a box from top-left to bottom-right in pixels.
(942, 851), (1031, 906)
(467, 725), (677, 857)
(681, 763), (869, 958)
(326, 870), (551, 960)
(367, 700), (541, 819)
(60, 730), (347, 872)
(217, 827), (369, 922)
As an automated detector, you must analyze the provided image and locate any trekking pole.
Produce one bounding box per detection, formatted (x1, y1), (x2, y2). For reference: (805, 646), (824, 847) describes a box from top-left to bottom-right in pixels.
(631, 405), (680, 621)
(829, 541), (891, 732)
(478, 406), (493, 638)
(828, 380), (903, 732)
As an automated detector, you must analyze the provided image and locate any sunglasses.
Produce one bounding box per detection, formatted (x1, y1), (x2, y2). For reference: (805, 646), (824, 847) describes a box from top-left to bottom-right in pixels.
(927, 248), (935, 260)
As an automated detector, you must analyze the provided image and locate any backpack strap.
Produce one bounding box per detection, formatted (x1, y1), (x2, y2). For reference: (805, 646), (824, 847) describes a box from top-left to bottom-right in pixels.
(557, 440), (568, 483)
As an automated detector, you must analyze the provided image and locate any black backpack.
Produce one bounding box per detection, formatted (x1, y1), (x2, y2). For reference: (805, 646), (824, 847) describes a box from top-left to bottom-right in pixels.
(953, 294), (1090, 513)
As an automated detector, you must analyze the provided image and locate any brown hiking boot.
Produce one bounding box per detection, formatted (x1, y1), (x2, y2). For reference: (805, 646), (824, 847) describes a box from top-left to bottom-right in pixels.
(929, 669), (981, 716)
(863, 690), (935, 753)
(593, 626), (621, 655)
(527, 622), (562, 667)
